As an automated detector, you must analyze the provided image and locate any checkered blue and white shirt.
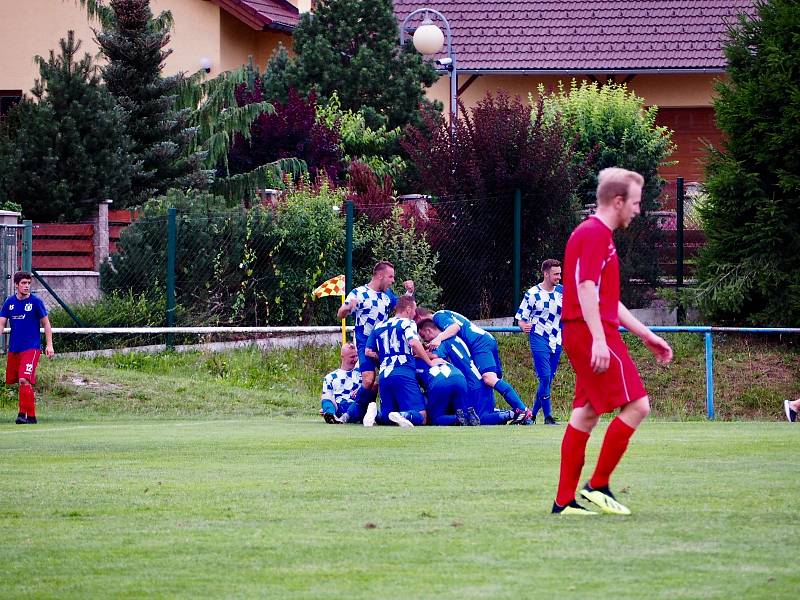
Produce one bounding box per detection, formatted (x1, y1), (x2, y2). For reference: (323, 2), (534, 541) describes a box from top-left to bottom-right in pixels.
(366, 317), (419, 377)
(321, 366), (362, 409)
(343, 285), (398, 343)
(515, 284), (563, 352)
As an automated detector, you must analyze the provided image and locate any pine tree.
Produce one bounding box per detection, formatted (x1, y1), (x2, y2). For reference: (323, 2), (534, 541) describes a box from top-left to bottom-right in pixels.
(95, 0), (212, 202)
(696, 0), (800, 325)
(0, 31), (134, 222)
(286, 0), (439, 130)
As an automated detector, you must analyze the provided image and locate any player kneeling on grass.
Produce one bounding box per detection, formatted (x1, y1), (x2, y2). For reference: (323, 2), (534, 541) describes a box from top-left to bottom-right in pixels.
(552, 168), (673, 516)
(0, 271), (55, 425)
(320, 343), (362, 424)
(418, 319), (519, 426)
(416, 353), (470, 426)
(366, 296), (442, 428)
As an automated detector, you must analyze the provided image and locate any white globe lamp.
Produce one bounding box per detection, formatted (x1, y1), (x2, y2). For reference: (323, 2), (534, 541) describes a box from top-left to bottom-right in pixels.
(412, 16), (445, 55)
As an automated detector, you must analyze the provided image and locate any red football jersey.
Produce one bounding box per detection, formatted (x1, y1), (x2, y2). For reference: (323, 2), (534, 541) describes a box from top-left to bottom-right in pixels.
(562, 216), (620, 325)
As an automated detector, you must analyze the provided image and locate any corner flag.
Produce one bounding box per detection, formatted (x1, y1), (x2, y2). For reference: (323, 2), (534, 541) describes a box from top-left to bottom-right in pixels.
(312, 275), (347, 343)
(312, 275), (345, 299)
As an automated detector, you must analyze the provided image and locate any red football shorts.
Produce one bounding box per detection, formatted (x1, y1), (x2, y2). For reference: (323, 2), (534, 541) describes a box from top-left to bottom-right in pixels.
(563, 320), (647, 415)
(6, 349), (41, 385)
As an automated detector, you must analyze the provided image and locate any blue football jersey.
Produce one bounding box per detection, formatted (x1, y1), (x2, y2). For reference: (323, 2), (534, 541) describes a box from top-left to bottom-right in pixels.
(342, 285), (398, 343)
(515, 283), (563, 352)
(366, 317), (419, 377)
(435, 337), (483, 390)
(432, 309), (495, 350)
(321, 366), (362, 409)
(415, 358), (464, 391)
(1, 294), (48, 353)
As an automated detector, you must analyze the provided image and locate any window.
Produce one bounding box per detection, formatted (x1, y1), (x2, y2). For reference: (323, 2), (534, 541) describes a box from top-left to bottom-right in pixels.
(0, 91), (22, 117)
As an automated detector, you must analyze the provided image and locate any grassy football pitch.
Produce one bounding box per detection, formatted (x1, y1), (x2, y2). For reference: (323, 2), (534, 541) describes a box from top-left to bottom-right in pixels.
(1, 418), (797, 599)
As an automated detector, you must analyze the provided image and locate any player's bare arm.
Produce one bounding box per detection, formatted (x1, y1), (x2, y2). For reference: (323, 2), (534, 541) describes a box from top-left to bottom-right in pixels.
(411, 339), (442, 367)
(577, 280), (609, 373)
(517, 319), (533, 334)
(618, 302), (673, 364)
(429, 322), (460, 349)
(41, 316), (54, 358)
(336, 302), (352, 320)
(0, 316), (6, 335)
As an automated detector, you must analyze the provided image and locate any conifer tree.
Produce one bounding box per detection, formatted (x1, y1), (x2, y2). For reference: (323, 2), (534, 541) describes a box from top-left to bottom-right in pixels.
(95, 0), (212, 202)
(0, 31), (134, 221)
(286, 0), (439, 130)
(696, 0), (800, 324)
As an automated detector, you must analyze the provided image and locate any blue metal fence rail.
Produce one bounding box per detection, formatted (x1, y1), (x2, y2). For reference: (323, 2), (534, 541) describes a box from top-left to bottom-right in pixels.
(483, 325), (800, 420)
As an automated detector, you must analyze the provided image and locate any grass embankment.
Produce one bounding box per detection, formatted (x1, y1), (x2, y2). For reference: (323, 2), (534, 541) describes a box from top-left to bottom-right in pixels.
(0, 420), (797, 598)
(3, 333), (797, 422)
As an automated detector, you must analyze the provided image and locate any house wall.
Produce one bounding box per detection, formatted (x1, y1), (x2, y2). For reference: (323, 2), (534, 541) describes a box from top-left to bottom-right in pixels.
(219, 10), (291, 73)
(0, 0), (224, 93)
(428, 72), (722, 112)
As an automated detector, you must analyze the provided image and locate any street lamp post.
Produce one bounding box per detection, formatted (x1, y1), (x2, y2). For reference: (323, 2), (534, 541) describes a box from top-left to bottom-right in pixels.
(400, 8), (457, 135)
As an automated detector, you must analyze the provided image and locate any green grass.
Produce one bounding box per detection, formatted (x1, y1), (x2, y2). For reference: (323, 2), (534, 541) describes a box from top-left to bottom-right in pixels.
(0, 419), (797, 599)
(14, 333), (798, 422)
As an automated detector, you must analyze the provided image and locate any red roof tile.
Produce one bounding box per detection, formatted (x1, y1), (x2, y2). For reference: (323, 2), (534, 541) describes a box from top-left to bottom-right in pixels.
(393, 1), (757, 72)
(212, 0), (299, 31)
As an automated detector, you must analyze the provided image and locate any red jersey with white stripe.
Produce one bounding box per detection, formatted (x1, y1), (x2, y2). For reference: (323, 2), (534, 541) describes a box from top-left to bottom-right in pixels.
(562, 216), (620, 326)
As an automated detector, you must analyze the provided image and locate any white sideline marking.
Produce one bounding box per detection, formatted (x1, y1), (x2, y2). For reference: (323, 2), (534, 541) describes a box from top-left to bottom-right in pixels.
(0, 420), (243, 435)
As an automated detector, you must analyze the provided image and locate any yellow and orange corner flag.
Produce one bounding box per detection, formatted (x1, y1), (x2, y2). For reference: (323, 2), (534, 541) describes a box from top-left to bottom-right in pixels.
(312, 275), (347, 344)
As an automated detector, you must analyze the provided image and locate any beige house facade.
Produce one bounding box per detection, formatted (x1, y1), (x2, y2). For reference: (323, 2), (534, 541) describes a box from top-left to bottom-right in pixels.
(0, 0), (301, 105)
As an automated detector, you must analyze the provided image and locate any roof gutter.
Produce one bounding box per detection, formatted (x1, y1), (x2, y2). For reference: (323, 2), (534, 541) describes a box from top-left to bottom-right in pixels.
(455, 67), (728, 75)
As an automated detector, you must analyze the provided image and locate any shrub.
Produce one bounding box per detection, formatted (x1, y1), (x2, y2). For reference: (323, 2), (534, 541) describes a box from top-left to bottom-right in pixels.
(541, 80), (676, 307)
(227, 86), (344, 184)
(316, 93), (406, 180)
(402, 92), (587, 316)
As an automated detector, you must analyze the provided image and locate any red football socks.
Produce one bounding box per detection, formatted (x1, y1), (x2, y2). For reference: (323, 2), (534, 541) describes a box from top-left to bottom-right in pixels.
(19, 383), (36, 417)
(590, 416), (636, 489)
(555, 424), (591, 506)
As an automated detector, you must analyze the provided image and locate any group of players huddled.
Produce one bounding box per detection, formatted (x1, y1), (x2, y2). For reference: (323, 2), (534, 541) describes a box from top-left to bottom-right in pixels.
(321, 260), (556, 428)
(323, 168), (680, 516)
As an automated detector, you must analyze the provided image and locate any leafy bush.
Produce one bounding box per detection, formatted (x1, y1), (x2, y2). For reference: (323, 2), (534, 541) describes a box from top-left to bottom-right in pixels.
(101, 185), (347, 326)
(47, 290), (169, 352)
(402, 92), (587, 316)
(351, 206), (441, 308)
(316, 93), (406, 179)
(695, 0), (800, 325)
(227, 85), (344, 184)
(541, 80), (676, 307)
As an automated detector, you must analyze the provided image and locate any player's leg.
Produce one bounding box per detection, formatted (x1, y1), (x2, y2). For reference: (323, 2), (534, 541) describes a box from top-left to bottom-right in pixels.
(394, 375), (427, 426)
(427, 383), (458, 426)
(530, 334), (552, 421)
(13, 350), (40, 424)
(344, 352), (378, 423)
(321, 398), (338, 423)
(580, 335), (648, 515)
(584, 396), (649, 495)
(376, 377), (398, 426)
(543, 346), (562, 425)
(7, 352), (24, 423)
(784, 398), (798, 422)
(472, 385), (513, 425)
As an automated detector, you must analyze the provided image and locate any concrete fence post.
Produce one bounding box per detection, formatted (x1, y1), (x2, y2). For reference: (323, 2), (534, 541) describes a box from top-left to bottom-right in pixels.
(93, 199), (112, 271)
